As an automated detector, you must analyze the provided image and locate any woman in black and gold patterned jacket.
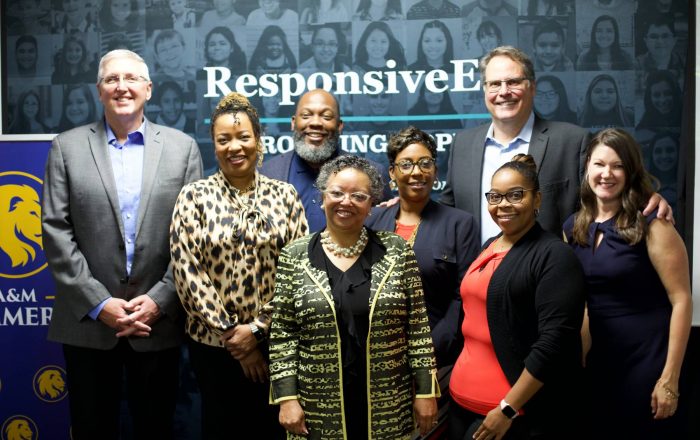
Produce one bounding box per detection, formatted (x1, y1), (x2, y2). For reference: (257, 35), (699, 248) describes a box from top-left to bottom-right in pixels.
(269, 155), (439, 440)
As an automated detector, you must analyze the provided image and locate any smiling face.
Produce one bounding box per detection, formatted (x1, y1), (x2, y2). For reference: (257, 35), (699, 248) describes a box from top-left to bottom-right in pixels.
(214, 112), (259, 186)
(65, 40), (84, 66)
(652, 136), (678, 172)
(483, 55), (535, 128)
(649, 80), (673, 114)
(65, 88), (91, 124)
(389, 142), (435, 205)
(488, 168), (540, 239)
(110, 0), (132, 22)
(266, 35), (284, 59)
(322, 167), (372, 235)
(260, 0), (281, 15)
(207, 32), (233, 63)
(97, 57), (152, 123)
(594, 19), (615, 50)
(644, 24), (676, 59)
(534, 80), (559, 118)
(586, 144), (626, 208)
(22, 93), (39, 119)
(368, 93), (391, 115)
(156, 37), (184, 70)
(534, 32), (564, 67)
(312, 27), (339, 66)
(16, 41), (37, 71)
(366, 29), (390, 61)
(421, 27), (447, 64)
(159, 88), (182, 123)
(590, 79), (617, 113)
(63, 0), (87, 21)
(292, 90), (343, 165)
(168, 0), (186, 14)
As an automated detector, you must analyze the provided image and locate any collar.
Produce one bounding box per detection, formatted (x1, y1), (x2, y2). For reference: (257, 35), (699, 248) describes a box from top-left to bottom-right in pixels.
(105, 119), (146, 147)
(486, 112), (535, 146)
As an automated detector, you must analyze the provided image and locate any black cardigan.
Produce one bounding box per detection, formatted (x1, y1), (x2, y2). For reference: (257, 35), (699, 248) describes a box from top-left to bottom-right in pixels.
(485, 223), (586, 437)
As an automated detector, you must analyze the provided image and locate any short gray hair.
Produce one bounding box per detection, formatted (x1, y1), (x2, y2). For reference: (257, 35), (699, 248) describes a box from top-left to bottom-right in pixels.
(316, 155), (384, 204)
(479, 45), (535, 82)
(97, 49), (150, 84)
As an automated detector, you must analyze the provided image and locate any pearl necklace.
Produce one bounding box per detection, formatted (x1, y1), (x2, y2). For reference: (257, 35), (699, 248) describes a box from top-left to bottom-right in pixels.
(321, 227), (368, 258)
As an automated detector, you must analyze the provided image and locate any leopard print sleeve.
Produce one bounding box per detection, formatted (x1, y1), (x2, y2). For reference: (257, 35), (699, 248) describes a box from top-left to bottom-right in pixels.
(170, 182), (237, 341)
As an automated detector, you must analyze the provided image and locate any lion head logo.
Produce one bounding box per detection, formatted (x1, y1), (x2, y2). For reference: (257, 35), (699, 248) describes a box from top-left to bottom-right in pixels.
(0, 184), (43, 268)
(1, 416), (36, 440)
(33, 366), (67, 403)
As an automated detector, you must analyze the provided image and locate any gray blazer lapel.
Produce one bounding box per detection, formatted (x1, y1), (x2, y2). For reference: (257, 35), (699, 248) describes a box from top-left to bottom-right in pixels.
(528, 119), (549, 173)
(136, 120), (164, 237)
(88, 122), (125, 237)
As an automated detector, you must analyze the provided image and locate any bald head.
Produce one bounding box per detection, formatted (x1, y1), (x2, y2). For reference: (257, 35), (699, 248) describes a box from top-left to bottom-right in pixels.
(291, 89), (343, 166)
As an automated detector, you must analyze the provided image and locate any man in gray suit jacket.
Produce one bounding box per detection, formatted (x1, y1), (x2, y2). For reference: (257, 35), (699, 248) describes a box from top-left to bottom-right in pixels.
(42, 50), (202, 440)
(441, 46), (669, 243)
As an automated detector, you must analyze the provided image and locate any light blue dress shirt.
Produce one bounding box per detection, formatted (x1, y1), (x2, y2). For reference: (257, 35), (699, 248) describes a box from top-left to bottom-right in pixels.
(89, 120), (146, 320)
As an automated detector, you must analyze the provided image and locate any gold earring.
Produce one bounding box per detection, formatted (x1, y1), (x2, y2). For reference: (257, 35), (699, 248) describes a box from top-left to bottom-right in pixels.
(389, 179), (397, 190)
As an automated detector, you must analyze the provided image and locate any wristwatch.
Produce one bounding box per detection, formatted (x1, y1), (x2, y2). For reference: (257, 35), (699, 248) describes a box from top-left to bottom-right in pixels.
(500, 399), (518, 419)
(249, 322), (266, 343)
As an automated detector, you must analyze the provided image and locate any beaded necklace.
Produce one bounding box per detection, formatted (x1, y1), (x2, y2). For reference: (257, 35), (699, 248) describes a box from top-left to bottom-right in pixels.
(321, 227), (368, 258)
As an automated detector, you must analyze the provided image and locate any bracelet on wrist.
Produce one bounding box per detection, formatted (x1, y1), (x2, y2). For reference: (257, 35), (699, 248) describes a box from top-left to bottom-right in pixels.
(656, 379), (680, 400)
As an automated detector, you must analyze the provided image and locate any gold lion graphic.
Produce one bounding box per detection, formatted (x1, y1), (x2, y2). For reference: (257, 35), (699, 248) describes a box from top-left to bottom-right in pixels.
(0, 184), (43, 268)
(4, 419), (33, 440)
(37, 369), (65, 399)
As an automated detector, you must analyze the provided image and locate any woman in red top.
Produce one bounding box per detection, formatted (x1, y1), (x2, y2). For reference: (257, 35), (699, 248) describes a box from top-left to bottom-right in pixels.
(449, 154), (586, 440)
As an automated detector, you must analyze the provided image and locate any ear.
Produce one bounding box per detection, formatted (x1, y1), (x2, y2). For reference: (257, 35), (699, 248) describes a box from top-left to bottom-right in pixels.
(337, 117), (344, 134)
(388, 165), (396, 182)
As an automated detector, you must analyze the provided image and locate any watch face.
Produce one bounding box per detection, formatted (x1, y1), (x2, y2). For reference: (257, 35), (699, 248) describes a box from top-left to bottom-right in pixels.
(501, 402), (517, 419)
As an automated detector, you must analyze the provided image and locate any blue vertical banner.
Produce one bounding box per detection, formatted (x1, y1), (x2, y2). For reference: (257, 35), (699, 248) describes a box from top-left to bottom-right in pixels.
(0, 141), (71, 440)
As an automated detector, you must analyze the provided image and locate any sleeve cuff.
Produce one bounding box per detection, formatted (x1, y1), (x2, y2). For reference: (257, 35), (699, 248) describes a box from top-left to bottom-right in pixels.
(87, 298), (110, 320)
(414, 368), (441, 398)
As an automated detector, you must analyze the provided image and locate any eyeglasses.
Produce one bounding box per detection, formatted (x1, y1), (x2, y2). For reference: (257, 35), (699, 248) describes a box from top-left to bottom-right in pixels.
(324, 190), (372, 204)
(536, 90), (558, 99)
(483, 77), (530, 93)
(312, 40), (338, 49)
(646, 32), (673, 40)
(100, 74), (149, 86)
(393, 158), (435, 174)
(484, 189), (534, 205)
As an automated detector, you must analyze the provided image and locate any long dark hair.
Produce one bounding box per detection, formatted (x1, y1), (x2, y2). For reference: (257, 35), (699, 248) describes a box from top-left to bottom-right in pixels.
(578, 15), (630, 69)
(204, 27), (247, 73)
(249, 25), (297, 72)
(354, 21), (406, 69)
(414, 20), (453, 69)
(637, 70), (682, 128)
(309, 24), (347, 71)
(535, 75), (575, 122)
(354, 0), (402, 17)
(56, 84), (97, 132)
(579, 74), (631, 127)
(572, 128), (657, 246)
(8, 89), (46, 134)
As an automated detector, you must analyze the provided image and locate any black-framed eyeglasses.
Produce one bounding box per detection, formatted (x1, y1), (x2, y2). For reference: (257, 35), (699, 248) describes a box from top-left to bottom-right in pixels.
(393, 158), (435, 174)
(323, 189), (372, 204)
(483, 77), (530, 93)
(484, 189), (534, 205)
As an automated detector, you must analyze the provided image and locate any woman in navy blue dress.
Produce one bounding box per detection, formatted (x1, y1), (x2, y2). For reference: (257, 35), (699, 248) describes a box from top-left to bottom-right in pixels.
(563, 128), (691, 439)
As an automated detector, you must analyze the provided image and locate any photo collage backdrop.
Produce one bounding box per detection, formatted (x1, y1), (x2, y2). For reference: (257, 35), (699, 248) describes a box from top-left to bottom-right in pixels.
(2, 0), (689, 204)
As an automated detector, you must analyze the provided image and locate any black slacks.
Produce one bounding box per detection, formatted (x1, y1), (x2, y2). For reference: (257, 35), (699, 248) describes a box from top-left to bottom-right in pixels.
(187, 337), (285, 440)
(63, 340), (180, 440)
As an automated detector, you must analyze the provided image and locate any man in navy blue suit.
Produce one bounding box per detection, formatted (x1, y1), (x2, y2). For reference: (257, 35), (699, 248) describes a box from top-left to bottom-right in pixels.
(260, 88), (390, 232)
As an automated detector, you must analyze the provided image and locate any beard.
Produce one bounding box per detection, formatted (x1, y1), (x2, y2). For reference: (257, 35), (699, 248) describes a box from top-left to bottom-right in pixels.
(293, 130), (339, 165)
